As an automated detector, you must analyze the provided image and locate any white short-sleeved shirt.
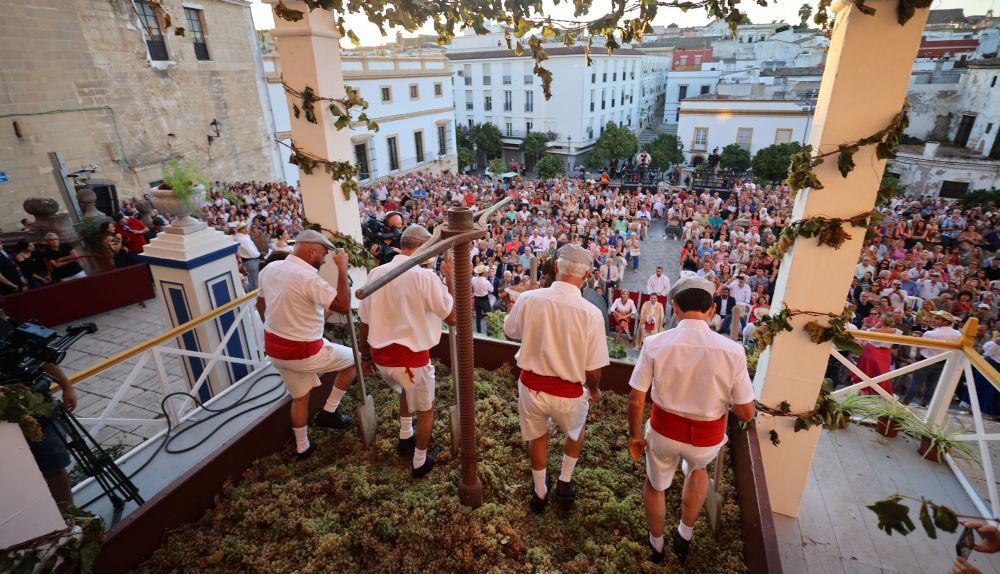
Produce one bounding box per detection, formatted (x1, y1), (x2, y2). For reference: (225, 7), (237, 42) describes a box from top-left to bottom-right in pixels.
(610, 298), (637, 315)
(258, 255), (336, 341)
(919, 326), (963, 359)
(629, 319), (755, 421)
(358, 254), (453, 352)
(503, 281), (610, 384)
(646, 274), (671, 297)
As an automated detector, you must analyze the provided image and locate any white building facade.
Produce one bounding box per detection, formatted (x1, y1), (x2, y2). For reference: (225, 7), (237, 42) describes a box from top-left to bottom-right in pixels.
(676, 98), (812, 164)
(447, 43), (668, 166)
(263, 51), (457, 184)
(664, 69), (723, 126)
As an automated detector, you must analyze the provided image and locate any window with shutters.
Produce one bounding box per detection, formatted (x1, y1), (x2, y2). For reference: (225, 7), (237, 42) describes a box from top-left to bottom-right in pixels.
(184, 8), (209, 60)
(135, 1), (169, 61)
(736, 128), (753, 151)
(414, 131), (424, 163)
(387, 137), (399, 171)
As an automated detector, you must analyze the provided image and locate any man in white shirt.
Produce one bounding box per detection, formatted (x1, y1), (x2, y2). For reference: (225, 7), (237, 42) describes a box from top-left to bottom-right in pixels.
(627, 275), (756, 565)
(256, 230), (357, 460)
(916, 272), (946, 300)
(902, 310), (964, 407)
(727, 275), (752, 305)
(234, 221), (262, 291)
(646, 266), (671, 299)
(359, 226), (456, 478)
(472, 264), (494, 334)
(504, 244), (610, 514)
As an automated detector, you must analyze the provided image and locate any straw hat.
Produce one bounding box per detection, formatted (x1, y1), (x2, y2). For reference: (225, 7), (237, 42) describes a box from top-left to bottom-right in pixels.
(474, 264), (489, 275)
(932, 310), (957, 323)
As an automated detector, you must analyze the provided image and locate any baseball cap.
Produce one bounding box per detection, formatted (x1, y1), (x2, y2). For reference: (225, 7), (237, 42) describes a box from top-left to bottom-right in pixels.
(670, 275), (716, 300)
(293, 229), (336, 250)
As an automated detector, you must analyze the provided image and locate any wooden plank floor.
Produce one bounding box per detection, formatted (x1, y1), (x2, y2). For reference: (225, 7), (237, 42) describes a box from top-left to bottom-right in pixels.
(775, 425), (1000, 574)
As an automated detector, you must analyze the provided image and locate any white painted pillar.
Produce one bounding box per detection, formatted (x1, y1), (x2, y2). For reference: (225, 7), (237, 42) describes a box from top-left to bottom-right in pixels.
(142, 219), (262, 401)
(0, 423), (66, 548)
(754, 0), (930, 517)
(925, 320), (978, 426)
(265, 1), (365, 290)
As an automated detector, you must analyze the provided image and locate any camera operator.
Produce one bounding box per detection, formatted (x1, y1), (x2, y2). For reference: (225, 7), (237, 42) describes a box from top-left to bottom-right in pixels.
(368, 211), (404, 266)
(31, 363), (76, 510)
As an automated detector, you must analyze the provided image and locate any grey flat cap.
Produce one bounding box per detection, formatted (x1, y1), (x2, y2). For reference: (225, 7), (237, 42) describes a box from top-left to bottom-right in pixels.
(669, 275), (716, 300)
(557, 243), (593, 267)
(401, 224), (432, 242)
(293, 229), (336, 250)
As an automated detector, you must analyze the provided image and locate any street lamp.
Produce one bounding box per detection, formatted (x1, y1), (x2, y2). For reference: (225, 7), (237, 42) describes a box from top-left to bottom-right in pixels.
(207, 118), (222, 147)
(472, 142), (478, 172)
(566, 136), (573, 173)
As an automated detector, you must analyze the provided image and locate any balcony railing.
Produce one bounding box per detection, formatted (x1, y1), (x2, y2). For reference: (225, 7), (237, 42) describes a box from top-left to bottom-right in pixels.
(827, 319), (1000, 520)
(65, 292), (270, 495)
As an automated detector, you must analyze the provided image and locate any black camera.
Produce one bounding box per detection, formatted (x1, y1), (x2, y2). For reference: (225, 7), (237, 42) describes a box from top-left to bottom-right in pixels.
(362, 212), (404, 265)
(0, 319), (96, 392)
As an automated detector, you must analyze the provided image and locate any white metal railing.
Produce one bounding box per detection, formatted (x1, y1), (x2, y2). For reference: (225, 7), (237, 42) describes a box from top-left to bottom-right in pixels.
(829, 321), (1000, 520)
(64, 292), (271, 491)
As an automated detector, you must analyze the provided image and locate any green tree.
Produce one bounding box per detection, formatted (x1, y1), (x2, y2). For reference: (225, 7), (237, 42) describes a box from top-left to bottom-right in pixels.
(645, 133), (684, 169)
(457, 146), (475, 172)
(470, 123), (503, 159)
(586, 122), (639, 169)
(521, 132), (548, 167)
(535, 154), (565, 179)
(798, 3), (812, 27)
(719, 143), (752, 171)
(487, 158), (506, 176)
(752, 142), (803, 183)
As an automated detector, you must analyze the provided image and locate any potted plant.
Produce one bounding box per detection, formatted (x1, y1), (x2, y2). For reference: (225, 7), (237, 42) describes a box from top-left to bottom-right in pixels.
(828, 393), (875, 430)
(151, 159), (211, 231)
(903, 419), (978, 464)
(867, 399), (912, 438)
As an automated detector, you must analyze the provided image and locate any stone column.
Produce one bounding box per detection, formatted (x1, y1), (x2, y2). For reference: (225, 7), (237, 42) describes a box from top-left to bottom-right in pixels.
(141, 217), (261, 402)
(265, 0), (365, 289)
(753, 0), (930, 517)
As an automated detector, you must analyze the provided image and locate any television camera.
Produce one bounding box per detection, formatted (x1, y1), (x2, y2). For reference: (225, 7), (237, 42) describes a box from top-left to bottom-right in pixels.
(362, 211), (404, 265)
(0, 319), (144, 509)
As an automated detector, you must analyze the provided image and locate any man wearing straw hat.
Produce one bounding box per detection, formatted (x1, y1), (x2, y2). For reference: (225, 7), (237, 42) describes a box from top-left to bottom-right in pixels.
(503, 244), (609, 514)
(472, 263), (494, 333)
(901, 309), (963, 407)
(626, 275), (756, 565)
(257, 230), (357, 461)
(358, 225), (456, 478)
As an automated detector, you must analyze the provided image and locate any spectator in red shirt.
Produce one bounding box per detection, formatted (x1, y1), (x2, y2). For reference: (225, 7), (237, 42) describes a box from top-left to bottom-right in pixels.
(113, 212), (149, 262)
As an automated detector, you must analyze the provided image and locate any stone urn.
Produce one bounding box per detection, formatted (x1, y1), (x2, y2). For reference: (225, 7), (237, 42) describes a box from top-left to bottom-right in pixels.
(151, 184), (206, 234)
(75, 186), (106, 219)
(23, 197), (61, 230)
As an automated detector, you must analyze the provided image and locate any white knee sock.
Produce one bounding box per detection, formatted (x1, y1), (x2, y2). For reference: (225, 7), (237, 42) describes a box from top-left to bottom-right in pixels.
(678, 521), (694, 541)
(293, 426), (309, 453)
(532, 468), (548, 498)
(324, 386), (347, 412)
(649, 533), (664, 553)
(413, 447), (427, 469)
(399, 417), (414, 440)
(559, 454), (578, 482)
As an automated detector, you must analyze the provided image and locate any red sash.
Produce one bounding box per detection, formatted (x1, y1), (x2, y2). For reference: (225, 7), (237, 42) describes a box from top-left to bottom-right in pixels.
(264, 331), (323, 360)
(371, 343), (430, 368)
(649, 404), (726, 447)
(519, 370), (584, 399)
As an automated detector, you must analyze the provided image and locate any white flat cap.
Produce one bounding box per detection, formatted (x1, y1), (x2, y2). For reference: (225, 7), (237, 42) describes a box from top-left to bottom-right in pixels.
(557, 243), (593, 267)
(670, 275), (716, 299)
(294, 229), (336, 250)
(401, 224), (431, 242)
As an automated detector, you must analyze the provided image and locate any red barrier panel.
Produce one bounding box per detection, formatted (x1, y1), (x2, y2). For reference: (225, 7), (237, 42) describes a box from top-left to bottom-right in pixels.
(0, 264), (154, 326)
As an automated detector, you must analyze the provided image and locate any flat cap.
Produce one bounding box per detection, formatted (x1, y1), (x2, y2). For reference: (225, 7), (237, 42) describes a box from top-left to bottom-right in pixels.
(557, 243), (593, 267)
(670, 274), (716, 300)
(401, 224), (431, 242)
(293, 229), (336, 250)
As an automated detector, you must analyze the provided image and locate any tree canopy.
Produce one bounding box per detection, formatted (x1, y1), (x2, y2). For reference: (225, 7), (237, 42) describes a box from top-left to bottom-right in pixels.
(521, 132), (548, 164)
(645, 133), (684, 169)
(469, 123), (503, 159)
(535, 154), (565, 179)
(586, 123), (639, 169)
(752, 142), (802, 183)
(719, 143), (752, 171)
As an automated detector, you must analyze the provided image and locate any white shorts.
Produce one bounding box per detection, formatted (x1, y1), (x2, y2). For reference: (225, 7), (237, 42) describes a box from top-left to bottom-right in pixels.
(645, 422), (725, 491)
(517, 382), (589, 442)
(269, 340), (355, 399)
(377, 363), (436, 413)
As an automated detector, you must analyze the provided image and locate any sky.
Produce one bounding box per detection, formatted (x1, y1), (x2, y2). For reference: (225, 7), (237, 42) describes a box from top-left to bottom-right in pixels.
(249, 0), (996, 46)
